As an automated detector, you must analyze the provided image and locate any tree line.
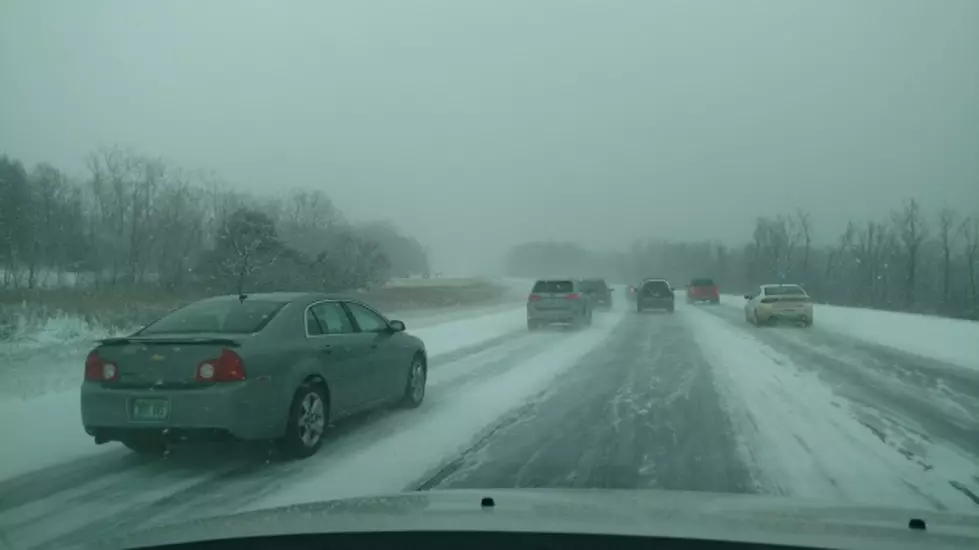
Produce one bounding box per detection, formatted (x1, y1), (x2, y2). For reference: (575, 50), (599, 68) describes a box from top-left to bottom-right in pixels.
(505, 199), (979, 320)
(0, 148), (429, 295)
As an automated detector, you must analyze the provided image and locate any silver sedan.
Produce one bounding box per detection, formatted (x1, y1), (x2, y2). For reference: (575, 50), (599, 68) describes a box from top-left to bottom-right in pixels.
(81, 292), (427, 458)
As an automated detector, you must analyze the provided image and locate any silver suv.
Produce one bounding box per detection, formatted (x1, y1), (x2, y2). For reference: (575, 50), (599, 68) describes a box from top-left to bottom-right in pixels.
(527, 279), (593, 330)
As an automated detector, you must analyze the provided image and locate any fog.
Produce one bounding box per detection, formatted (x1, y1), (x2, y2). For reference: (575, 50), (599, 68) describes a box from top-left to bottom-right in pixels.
(1, 0), (977, 274)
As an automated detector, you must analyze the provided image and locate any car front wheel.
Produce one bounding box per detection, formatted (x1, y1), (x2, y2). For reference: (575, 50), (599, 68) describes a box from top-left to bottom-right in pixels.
(280, 383), (328, 459)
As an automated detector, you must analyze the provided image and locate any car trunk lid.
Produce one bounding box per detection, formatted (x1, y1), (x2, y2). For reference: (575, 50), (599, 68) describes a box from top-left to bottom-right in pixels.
(96, 334), (248, 389)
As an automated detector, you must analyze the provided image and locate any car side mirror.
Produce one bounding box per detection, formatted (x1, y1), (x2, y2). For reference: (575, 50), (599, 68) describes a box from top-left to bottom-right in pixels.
(389, 320), (406, 332)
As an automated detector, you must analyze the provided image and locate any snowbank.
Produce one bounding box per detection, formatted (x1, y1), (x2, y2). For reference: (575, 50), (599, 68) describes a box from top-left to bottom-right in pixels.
(719, 295), (979, 371)
(686, 307), (979, 511)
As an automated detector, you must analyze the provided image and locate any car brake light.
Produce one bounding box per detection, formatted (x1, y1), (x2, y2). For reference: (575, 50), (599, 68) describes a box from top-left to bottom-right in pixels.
(197, 349), (246, 382)
(565, 293), (581, 300)
(85, 351), (118, 382)
(528, 294), (542, 302)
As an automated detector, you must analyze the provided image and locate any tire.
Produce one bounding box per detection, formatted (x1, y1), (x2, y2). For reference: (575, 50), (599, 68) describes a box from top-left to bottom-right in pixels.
(527, 319), (538, 331)
(667, 304), (675, 313)
(122, 434), (167, 456)
(400, 355), (426, 408)
(637, 303), (643, 313)
(585, 310), (593, 326)
(279, 382), (328, 459)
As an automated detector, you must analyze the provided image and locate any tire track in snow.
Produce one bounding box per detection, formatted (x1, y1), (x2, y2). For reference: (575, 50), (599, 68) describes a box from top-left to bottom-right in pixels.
(416, 308), (752, 494)
(686, 303), (979, 511)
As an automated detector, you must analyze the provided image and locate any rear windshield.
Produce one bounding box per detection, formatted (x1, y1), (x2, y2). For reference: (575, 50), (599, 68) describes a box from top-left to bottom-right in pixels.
(141, 299), (286, 334)
(532, 280), (574, 293)
(580, 280), (608, 292)
(691, 278), (715, 287)
(641, 280), (671, 293)
(764, 285), (806, 296)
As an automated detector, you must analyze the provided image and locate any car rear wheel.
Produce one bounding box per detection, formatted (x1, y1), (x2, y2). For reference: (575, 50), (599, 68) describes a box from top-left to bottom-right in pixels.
(401, 356), (426, 408)
(527, 319), (539, 331)
(280, 382), (328, 459)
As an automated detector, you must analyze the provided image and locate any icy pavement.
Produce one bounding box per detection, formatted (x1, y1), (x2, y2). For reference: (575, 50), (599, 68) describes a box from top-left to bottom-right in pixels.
(2, 294), (979, 549)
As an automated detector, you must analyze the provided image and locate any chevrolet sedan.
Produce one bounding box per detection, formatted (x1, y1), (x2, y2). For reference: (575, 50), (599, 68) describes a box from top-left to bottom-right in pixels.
(81, 292), (427, 459)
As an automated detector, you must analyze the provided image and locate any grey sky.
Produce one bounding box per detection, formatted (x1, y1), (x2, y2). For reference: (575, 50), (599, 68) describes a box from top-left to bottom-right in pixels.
(1, 0), (977, 274)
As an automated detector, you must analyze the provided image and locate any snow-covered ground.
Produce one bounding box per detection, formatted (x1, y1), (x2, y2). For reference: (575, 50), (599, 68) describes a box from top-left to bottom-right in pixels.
(2, 289), (979, 549)
(688, 308), (978, 509)
(718, 294), (979, 371)
(0, 304), (527, 483)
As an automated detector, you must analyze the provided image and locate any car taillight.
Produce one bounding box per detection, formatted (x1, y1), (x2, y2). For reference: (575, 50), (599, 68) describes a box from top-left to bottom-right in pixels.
(565, 293), (581, 300)
(85, 351), (117, 382)
(528, 294), (542, 302)
(196, 349), (246, 382)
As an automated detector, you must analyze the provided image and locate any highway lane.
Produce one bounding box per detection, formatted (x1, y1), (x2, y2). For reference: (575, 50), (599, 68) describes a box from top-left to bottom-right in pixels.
(4, 296), (979, 549)
(423, 307), (753, 493)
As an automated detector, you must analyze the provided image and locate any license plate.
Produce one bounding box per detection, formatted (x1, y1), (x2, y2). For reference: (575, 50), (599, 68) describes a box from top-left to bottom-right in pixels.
(131, 398), (170, 421)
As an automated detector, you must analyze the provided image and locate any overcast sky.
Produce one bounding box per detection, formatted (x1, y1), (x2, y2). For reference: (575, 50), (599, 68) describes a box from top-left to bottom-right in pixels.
(1, 0), (977, 273)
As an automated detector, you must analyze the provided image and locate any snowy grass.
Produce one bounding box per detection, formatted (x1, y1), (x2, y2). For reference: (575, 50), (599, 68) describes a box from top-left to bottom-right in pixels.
(718, 295), (979, 371)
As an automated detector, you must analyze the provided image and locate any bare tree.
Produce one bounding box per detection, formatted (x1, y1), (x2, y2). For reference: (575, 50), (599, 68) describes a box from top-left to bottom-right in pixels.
(937, 207), (957, 312)
(891, 199), (928, 309)
(795, 209), (812, 282)
(961, 216), (979, 318)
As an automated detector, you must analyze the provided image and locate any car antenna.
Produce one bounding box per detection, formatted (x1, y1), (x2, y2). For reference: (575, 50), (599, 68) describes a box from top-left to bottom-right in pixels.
(238, 293), (248, 303)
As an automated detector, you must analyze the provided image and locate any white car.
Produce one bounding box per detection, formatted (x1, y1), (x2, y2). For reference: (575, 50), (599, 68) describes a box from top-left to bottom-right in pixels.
(744, 284), (813, 327)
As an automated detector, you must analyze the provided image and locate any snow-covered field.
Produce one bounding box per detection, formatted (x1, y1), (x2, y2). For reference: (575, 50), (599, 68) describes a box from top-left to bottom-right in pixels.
(2, 288), (979, 549)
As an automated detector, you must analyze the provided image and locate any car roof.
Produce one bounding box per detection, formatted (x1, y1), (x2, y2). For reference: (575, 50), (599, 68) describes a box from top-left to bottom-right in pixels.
(200, 292), (351, 304)
(760, 284), (804, 289)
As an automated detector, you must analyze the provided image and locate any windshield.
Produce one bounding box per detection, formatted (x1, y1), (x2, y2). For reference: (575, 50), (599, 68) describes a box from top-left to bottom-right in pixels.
(580, 280), (608, 292)
(2, 1), (978, 548)
(140, 300), (285, 334)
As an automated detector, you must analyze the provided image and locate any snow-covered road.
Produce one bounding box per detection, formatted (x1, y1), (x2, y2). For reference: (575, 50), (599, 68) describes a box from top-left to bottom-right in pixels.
(2, 292), (979, 549)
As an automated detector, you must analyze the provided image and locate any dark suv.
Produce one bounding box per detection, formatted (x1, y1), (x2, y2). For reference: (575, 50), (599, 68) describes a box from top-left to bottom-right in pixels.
(580, 278), (613, 310)
(637, 279), (675, 313)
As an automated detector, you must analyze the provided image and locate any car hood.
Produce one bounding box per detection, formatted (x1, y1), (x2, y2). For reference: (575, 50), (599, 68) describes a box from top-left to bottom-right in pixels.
(93, 489), (979, 550)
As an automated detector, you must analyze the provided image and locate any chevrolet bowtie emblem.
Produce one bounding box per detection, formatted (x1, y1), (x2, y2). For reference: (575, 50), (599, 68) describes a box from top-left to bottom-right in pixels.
(150, 354), (165, 362)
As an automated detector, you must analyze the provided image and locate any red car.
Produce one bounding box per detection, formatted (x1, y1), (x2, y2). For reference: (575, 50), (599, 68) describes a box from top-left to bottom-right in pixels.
(686, 278), (720, 304)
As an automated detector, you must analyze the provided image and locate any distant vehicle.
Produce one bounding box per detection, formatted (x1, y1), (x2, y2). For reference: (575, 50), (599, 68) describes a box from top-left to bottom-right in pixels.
(637, 279), (675, 313)
(626, 285), (638, 302)
(580, 278), (613, 310)
(527, 279), (592, 330)
(81, 293), (427, 459)
(686, 278), (720, 304)
(744, 284), (813, 327)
